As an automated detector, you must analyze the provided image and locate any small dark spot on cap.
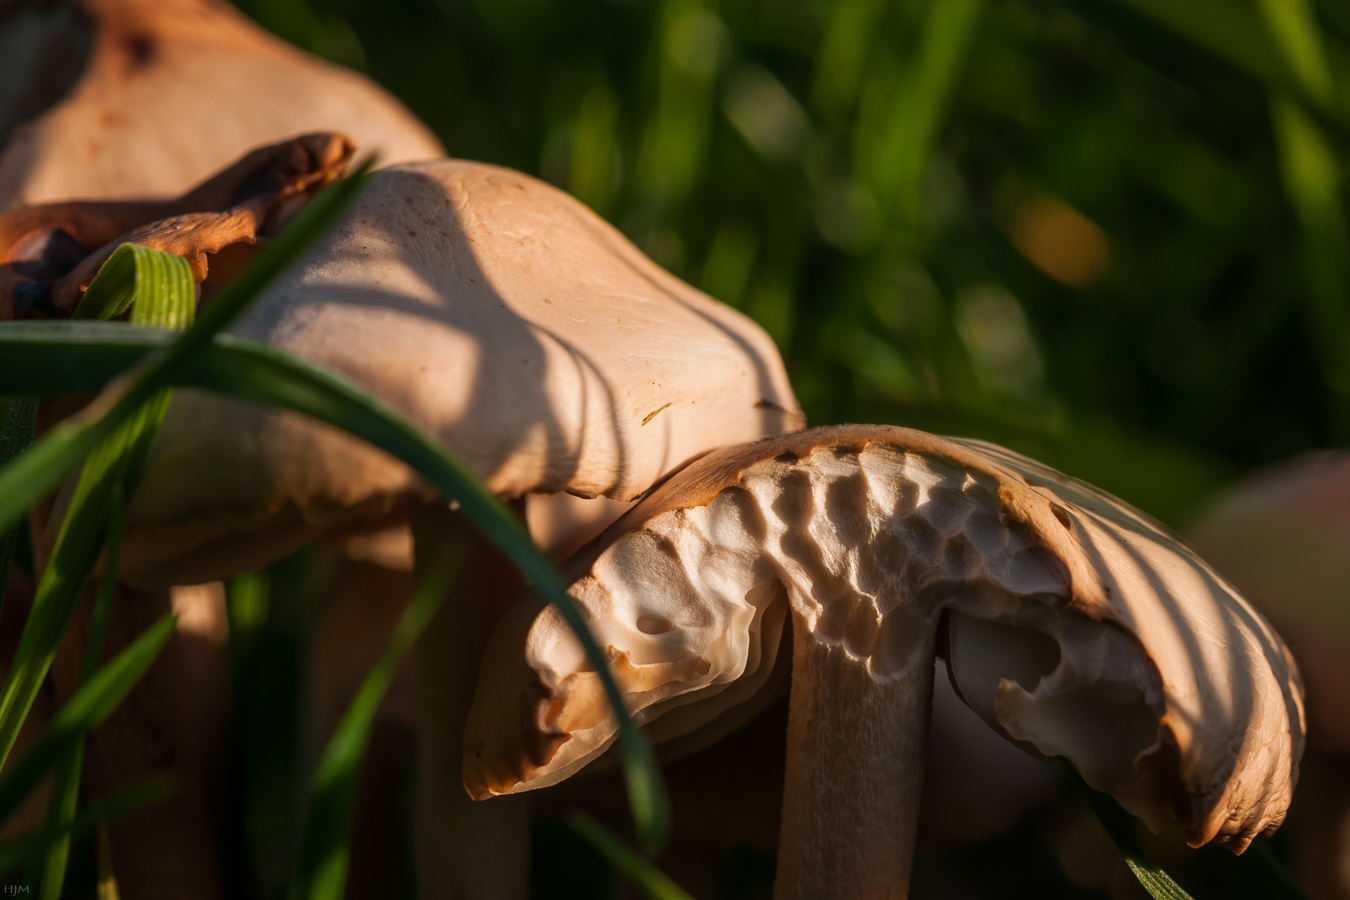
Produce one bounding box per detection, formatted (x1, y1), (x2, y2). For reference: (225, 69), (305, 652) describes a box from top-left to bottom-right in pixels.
(120, 33), (156, 68)
(641, 402), (672, 426)
(754, 398), (786, 411)
(1050, 504), (1072, 529)
(406, 229), (416, 237)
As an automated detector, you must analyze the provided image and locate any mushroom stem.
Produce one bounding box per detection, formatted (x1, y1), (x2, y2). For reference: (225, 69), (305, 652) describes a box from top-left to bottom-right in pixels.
(776, 615), (936, 900)
(51, 581), (223, 900)
(410, 502), (530, 900)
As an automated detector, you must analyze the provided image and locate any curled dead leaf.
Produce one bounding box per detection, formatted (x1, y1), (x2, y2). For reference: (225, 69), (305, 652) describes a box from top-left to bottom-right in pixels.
(0, 131), (352, 319)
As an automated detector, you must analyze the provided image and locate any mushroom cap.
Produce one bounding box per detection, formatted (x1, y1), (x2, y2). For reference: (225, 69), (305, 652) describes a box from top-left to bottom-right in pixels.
(1189, 451), (1350, 752)
(464, 424), (1304, 851)
(115, 160), (802, 587)
(0, 0), (442, 208)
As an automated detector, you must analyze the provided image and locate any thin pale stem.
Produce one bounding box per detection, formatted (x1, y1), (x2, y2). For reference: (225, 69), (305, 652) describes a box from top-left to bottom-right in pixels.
(776, 613), (936, 900)
(410, 502), (530, 900)
(50, 582), (223, 900)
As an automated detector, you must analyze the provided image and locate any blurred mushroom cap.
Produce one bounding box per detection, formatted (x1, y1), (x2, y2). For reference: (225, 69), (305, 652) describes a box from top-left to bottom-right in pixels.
(1189, 450), (1350, 751)
(0, 0), (442, 208)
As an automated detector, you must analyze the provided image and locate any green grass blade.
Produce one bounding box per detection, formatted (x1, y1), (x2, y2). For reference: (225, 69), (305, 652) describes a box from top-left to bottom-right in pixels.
(0, 614), (176, 827)
(0, 776), (174, 879)
(179, 340), (672, 849)
(1269, 97), (1350, 391)
(0, 248), (194, 773)
(1258, 2), (1350, 394)
(0, 397), (37, 618)
(1061, 760), (1194, 900)
(0, 322), (190, 397)
(0, 325), (672, 850)
(181, 340), (671, 849)
(72, 244), (194, 326)
(1258, 0), (1336, 104)
(0, 160), (371, 538)
(37, 488), (124, 900)
(568, 813), (694, 900)
(291, 550), (463, 900)
(811, 0), (885, 114)
(887, 0), (985, 222)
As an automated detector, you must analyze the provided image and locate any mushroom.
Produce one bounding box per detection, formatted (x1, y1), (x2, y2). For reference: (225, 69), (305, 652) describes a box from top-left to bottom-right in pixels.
(0, 0), (442, 209)
(465, 424), (1306, 899)
(1189, 450), (1350, 899)
(47, 158), (800, 896)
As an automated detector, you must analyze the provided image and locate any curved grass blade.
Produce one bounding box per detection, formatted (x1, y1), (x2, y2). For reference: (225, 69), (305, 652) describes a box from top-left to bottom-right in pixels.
(0, 324), (672, 850)
(291, 550), (462, 900)
(568, 813), (694, 900)
(182, 342), (671, 849)
(0, 397), (37, 619)
(0, 775), (174, 879)
(0, 247), (194, 772)
(72, 244), (193, 325)
(1061, 760), (1194, 900)
(0, 160), (372, 538)
(37, 487), (124, 899)
(0, 614), (176, 827)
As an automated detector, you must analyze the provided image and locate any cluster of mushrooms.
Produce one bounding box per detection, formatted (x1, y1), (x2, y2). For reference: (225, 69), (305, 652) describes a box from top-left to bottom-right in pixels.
(0, 1), (1316, 898)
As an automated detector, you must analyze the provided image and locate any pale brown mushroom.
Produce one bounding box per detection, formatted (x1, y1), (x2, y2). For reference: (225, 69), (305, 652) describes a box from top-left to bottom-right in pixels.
(1190, 451), (1350, 899)
(51, 158), (800, 897)
(0, 0), (442, 209)
(465, 424), (1306, 899)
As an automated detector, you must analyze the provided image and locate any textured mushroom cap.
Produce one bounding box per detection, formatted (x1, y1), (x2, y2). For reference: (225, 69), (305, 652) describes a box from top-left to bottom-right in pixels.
(464, 425), (1304, 852)
(0, 0), (442, 208)
(1189, 451), (1350, 752)
(115, 160), (802, 587)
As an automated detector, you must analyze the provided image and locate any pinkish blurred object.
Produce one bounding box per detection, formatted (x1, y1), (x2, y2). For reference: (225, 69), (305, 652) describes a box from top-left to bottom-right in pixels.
(1189, 451), (1350, 752)
(1190, 450), (1350, 900)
